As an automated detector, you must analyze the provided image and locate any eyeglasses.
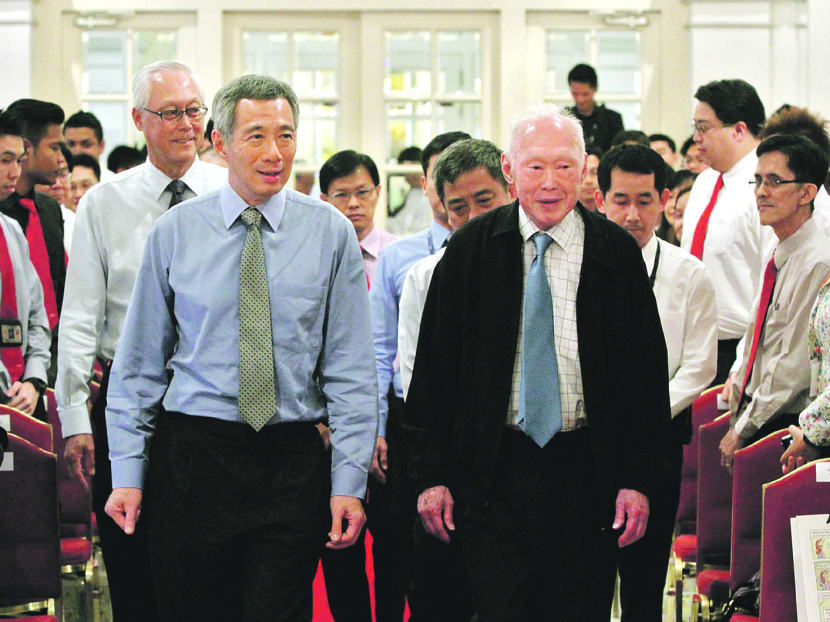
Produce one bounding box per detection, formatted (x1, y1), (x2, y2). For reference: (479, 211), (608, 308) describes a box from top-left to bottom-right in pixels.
(691, 121), (732, 135)
(140, 106), (208, 122)
(749, 175), (809, 190)
(327, 187), (377, 204)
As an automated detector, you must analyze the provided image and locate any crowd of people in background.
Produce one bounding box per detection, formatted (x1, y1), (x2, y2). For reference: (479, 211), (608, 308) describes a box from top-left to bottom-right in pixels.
(2, 57), (830, 622)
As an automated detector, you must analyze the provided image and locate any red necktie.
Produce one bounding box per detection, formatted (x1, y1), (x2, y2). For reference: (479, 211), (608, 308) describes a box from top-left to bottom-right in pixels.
(689, 174), (724, 260)
(0, 224), (24, 383)
(20, 198), (59, 330)
(737, 257), (778, 408)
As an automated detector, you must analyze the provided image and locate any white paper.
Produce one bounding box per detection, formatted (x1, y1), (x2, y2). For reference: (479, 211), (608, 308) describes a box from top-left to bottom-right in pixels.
(0, 414), (9, 431)
(717, 394), (729, 411)
(817, 463), (830, 483)
(0, 452), (13, 471)
(791, 514), (830, 621)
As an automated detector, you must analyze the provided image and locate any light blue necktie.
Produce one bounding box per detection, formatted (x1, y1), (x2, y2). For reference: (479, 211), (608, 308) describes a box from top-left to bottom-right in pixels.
(519, 232), (563, 447)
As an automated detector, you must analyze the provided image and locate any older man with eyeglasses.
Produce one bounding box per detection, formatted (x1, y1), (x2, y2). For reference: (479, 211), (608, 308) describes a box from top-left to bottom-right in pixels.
(55, 60), (226, 622)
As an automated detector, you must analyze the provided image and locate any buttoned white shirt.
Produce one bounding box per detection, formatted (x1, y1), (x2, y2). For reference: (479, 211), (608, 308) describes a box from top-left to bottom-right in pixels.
(398, 247), (443, 398)
(506, 207), (585, 430)
(56, 157), (227, 437)
(681, 150), (777, 340)
(642, 235), (718, 416)
(814, 186), (830, 237)
(60, 205), (75, 254)
(730, 217), (830, 438)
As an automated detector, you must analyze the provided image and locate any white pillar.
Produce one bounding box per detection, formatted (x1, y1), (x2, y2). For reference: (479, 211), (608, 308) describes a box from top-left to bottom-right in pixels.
(0, 0), (33, 103)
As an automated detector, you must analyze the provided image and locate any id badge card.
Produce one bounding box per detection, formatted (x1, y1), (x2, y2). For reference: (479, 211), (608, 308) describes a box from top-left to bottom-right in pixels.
(0, 318), (23, 348)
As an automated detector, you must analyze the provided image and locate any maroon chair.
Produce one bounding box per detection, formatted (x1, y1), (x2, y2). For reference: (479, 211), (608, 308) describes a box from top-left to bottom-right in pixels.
(89, 380), (100, 408)
(44, 389), (95, 614)
(0, 433), (61, 621)
(681, 413), (733, 619)
(690, 428), (789, 620)
(0, 404), (53, 453)
(758, 458), (830, 622)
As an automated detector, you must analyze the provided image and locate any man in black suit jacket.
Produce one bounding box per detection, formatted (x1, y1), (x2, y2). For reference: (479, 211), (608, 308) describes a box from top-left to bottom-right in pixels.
(404, 104), (671, 621)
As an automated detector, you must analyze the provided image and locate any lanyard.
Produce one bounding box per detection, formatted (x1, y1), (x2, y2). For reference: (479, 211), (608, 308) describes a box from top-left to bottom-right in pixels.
(649, 240), (661, 289)
(427, 230), (435, 255)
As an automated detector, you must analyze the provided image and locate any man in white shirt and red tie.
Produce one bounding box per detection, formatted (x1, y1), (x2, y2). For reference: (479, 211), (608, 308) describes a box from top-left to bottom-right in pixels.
(719, 134), (830, 470)
(681, 79), (776, 386)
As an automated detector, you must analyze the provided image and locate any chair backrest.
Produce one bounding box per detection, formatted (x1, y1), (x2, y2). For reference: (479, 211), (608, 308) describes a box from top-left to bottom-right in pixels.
(677, 384), (726, 527)
(0, 404), (53, 453)
(730, 428), (789, 590)
(696, 412), (733, 565)
(0, 433), (61, 600)
(44, 388), (91, 525)
(760, 458), (830, 622)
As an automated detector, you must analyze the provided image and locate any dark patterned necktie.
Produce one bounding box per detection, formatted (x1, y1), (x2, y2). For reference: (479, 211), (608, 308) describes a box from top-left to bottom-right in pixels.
(167, 179), (188, 209)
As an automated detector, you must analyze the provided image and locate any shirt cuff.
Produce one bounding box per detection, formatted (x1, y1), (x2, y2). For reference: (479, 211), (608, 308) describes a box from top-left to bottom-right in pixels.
(331, 464), (369, 499)
(734, 413), (757, 439)
(59, 405), (94, 437)
(110, 456), (148, 490)
(22, 361), (48, 386)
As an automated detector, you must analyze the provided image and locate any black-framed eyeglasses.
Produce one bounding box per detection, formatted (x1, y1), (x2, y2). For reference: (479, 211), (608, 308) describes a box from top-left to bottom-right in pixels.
(140, 106), (208, 122)
(328, 187), (377, 204)
(749, 175), (809, 190)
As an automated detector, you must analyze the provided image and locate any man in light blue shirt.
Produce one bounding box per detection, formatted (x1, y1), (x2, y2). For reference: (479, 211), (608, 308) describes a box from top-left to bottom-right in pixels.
(104, 75), (377, 620)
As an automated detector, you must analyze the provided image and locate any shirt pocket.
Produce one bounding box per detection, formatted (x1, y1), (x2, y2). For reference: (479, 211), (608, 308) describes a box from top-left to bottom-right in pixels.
(270, 282), (327, 354)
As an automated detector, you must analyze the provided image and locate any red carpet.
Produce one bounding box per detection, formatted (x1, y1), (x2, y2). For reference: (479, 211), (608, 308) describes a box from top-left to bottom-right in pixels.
(312, 530), (411, 621)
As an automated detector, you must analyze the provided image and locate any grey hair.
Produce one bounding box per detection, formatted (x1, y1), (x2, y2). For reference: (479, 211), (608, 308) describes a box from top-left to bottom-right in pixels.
(507, 103), (585, 164)
(132, 61), (202, 109)
(212, 75), (299, 138)
(432, 139), (508, 205)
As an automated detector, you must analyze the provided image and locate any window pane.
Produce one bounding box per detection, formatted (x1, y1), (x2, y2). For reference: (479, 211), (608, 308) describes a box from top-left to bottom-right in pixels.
(243, 31), (289, 80)
(385, 32), (430, 98)
(436, 101), (481, 138)
(596, 31), (640, 95)
(84, 101), (129, 157)
(295, 103), (338, 165)
(545, 31), (590, 95)
(610, 100), (641, 130)
(437, 31), (481, 96)
(133, 31), (177, 75)
(294, 32), (339, 98)
(83, 31), (127, 94)
(386, 101), (432, 161)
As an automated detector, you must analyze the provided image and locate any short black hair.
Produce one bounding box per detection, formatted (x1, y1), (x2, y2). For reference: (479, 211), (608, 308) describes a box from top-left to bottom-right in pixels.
(611, 130), (649, 147)
(648, 133), (676, 153)
(204, 118), (214, 145)
(668, 169), (697, 190)
(420, 131), (472, 174)
(568, 63), (598, 89)
(63, 110), (104, 143)
(0, 109), (22, 139)
(694, 79), (765, 137)
(432, 139), (507, 205)
(680, 136), (696, 157)
(60, 143), (73, 171)
(107, 145), (145, 173)
(597, 144), (668, 196)
(5, 99), (65, 147)
(319, 150), (380, 195)
(756, 134), (829, 190)
(397, 146), (422, 164)
(760, 106), (830, 159)
(71, 152), (101, 182)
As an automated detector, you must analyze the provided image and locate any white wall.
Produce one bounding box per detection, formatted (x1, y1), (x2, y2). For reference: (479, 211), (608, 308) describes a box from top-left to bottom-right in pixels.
(0, 0), (33, 103)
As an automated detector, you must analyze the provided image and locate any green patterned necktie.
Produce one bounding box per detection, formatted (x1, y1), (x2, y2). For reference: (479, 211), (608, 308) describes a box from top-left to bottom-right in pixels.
(238, 207), (277, 431)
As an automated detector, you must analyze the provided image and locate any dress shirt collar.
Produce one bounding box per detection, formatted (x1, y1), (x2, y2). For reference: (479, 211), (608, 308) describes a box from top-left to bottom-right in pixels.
(518, 204), (578, 251)
(360, 225), (383, 259)
(774, 215), (817, 269)
(219, 183), (286, 232)
(145, 156), (212, 202)
(429, 219), (451, 250)
(641, 233), (658, 273)
(722, 148), (758, 185)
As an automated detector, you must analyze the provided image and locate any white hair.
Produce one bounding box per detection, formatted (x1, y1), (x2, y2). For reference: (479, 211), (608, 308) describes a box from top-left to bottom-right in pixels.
(132, 61), (203, 109)
(507, 103), (585, 163)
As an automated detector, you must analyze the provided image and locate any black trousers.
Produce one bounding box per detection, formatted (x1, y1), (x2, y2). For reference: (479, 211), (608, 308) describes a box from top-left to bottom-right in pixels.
(714, 339), (741, 387)
(456, 428), (618, 622)
(618, 425), (684, 622)
(90, 364), (159, 622)
(146, 412), (330, 622)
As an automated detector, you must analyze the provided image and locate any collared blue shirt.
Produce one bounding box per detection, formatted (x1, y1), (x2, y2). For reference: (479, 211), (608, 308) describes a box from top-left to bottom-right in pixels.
(369, 219), (450, 435)
(107, 183), (378, 498)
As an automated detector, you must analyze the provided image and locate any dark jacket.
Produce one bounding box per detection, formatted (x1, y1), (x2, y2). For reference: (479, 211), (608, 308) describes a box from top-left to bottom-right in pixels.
(0, 191), (66, 313)
(567, 104), (625, 152)
(404, 201), (671, 515)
